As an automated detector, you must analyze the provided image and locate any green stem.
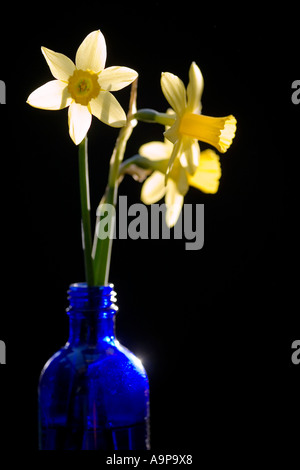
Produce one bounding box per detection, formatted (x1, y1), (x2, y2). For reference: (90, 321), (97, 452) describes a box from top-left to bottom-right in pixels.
(92, 185), (116, 287)
(93, 125), (132, 286)
(134, 108), (175, 126)
(78, 136), (94, 286)
(93, 80), (138, 286)
(119, 154), (168, 175)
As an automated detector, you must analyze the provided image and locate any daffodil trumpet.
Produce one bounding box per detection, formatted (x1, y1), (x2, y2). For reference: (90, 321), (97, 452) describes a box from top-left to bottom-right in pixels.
(134, 107), (237, 157)
(178, 113), (237, 153)
(161, 61), (237, 176)
(134, 62), (236, 177)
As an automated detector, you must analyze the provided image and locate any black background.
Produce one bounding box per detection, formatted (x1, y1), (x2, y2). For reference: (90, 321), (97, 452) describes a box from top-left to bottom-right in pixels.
(0, 1), (299, 464)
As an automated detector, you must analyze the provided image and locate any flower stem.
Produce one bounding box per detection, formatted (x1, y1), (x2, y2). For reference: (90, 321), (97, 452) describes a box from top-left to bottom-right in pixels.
(92, 79), (138, 286)
(78, 136), (94, 286)
(134, 108), (175, 126)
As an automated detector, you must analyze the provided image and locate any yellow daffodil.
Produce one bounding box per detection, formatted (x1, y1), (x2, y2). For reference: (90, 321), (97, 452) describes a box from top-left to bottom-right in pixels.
(27, 30), (138, 144)
(160, 62), (236, 175)
(139, 137), (221, 227)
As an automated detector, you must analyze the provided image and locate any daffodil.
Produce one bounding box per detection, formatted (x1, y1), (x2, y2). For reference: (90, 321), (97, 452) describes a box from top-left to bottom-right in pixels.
(160, 62), (236, 175)
(27, 30), (138, 144)
(138, 137), (221, 227)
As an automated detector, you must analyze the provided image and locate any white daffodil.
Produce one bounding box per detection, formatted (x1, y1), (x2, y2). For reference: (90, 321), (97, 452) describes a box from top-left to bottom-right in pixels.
(139, 137), (221, 227)
(160, 62), (236, 175)
(27, 30), (138, 144)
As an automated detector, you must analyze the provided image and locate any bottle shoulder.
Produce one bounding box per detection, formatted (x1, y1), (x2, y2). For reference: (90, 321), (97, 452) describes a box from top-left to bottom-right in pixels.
(114, 341), (146, 376)
(40, 340), (147, 380)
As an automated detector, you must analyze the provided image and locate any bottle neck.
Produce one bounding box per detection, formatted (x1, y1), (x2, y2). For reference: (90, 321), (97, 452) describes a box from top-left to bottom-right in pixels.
(66, 283), (118, 347)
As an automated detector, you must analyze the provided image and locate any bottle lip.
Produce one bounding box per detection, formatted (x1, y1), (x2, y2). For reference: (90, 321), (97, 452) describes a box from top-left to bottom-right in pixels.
(69, 282), (114, 290)
(67, 282), (118, 314)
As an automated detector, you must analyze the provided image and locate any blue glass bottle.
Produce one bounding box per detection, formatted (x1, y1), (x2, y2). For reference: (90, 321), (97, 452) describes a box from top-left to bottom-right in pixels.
(38, 283), (150, 450)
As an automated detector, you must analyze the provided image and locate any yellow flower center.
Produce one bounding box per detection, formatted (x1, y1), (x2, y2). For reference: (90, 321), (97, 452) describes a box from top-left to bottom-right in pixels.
(68, 69), (100, 106)
(179, 112), (237, 153)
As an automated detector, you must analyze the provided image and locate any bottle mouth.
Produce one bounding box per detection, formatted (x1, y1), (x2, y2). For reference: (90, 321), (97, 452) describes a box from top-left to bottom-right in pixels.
(67, 282), (118, 314)
(70, 282), (114, 290)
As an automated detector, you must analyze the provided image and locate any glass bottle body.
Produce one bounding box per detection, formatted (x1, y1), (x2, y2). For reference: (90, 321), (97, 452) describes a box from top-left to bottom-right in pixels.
(38, 283), (150, 450)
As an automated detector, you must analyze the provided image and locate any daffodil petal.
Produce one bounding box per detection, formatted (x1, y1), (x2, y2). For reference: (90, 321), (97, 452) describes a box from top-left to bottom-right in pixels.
(165, 180), (184, 227)
(68, 102), (92, 145)
(75, 30), (106, 73)
(180, 137), (200, 175)
(164, 118), (180, 144)
(99, 66), (138, 91)
(187, 62), (204, 113)
(161, 72), (186, 115)
(27, 80), (72, 110)
(141, 171), (166, 204)
(139, 141), (172, 160)
(41, 47), (75, 82)
(188, 149), (221, 193)
(90, 91), (126, 127)
(166, 139), (183, 176)
(175, 166), (189, 196)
